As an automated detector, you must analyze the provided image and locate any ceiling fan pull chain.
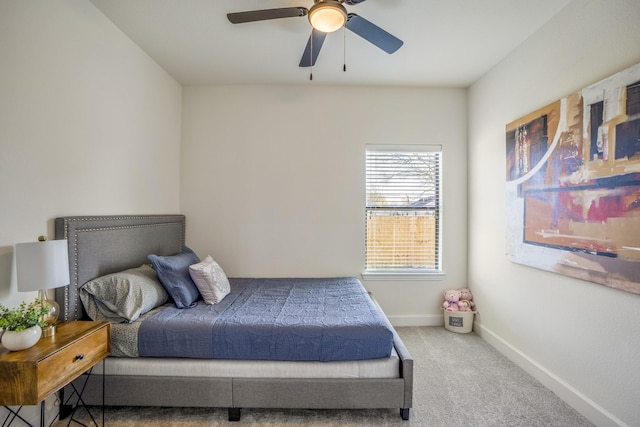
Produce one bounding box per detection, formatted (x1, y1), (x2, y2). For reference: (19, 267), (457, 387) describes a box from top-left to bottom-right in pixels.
(343, 26), (347, 72)
(310, 32), (314, 80)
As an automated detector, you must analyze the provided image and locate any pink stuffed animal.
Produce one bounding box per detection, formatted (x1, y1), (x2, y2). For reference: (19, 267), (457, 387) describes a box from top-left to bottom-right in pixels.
(442, 289), (461, 312)
(458, 288), (475, 311)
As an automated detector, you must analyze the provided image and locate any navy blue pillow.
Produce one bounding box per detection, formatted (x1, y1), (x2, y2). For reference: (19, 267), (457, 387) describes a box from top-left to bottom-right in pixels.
(148, 246), (201, 308)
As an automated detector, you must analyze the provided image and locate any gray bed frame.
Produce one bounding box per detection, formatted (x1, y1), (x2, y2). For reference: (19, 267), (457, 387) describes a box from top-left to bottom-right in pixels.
(54, 215), (413, 421)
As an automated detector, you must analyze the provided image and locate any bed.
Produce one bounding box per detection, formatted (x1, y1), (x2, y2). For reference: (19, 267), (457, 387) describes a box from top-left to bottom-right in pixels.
(54, 215), (413, 421)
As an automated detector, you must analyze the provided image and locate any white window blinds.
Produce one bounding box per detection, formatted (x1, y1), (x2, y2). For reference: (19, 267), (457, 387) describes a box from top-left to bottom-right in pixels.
(365, 145), (442, 272)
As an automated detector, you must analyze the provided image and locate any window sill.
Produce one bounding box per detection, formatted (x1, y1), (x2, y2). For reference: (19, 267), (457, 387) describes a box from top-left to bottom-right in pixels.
(361, 271), (445, 281)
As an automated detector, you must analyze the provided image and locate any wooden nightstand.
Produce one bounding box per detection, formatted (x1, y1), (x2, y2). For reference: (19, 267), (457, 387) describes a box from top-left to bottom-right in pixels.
(0, 321), (110, 427)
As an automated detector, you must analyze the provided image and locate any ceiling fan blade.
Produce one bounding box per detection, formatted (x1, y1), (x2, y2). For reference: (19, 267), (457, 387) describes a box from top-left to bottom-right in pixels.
(345, 13), (403, 54)
(299, 30), (327, 67)
(344, 0), (367, 4)
(227, 8), (307, 24)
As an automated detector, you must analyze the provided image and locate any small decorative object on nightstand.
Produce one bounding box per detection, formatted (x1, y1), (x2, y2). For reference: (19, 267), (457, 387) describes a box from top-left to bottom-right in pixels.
(15, 236), (70, 337)
(0, 299), (49, 351)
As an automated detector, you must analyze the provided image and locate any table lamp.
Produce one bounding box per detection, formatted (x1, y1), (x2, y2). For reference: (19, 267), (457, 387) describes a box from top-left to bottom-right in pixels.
(15, 236), (70, 337)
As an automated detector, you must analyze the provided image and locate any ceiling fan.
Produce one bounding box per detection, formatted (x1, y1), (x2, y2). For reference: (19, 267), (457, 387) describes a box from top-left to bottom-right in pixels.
(227, 0), (403, 68)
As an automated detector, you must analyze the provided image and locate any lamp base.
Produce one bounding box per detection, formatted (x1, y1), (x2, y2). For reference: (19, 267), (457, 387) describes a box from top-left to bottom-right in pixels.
(37, 289), (60, 338)
(42, 324), (56, 338)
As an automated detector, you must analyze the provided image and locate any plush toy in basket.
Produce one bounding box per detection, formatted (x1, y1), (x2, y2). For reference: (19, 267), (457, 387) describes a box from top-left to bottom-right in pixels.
(442, 289), (461, 312)
(442, 288), (476, 333)
(458, 288), (475, 311)
(442, 288), (475, 312)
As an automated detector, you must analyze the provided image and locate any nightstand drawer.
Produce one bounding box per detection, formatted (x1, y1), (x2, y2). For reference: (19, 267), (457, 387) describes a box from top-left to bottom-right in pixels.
(37, 325), (109, 400)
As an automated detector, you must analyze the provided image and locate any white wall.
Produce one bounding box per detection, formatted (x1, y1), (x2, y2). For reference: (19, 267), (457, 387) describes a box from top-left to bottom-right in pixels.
(0, 1), (181, 423)
(181, 85), (467, 324)
(468, 1), (640, 426)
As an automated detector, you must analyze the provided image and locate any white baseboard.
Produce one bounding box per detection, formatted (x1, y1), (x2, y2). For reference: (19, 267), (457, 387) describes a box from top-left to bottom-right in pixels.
(474, 322), (628, 427)
(387, 314), (443, 327)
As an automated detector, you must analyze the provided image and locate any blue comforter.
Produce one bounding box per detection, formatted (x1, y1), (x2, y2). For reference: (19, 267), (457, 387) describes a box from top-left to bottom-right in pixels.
(138, 277), (394, 361)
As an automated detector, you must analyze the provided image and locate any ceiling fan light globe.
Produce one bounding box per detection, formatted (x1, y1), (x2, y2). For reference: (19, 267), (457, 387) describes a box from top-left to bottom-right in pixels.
(308, 3), (347, 33)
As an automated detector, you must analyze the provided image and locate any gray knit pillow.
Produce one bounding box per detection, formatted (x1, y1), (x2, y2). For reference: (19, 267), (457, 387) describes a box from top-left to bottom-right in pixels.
(80, 264), (168, 323)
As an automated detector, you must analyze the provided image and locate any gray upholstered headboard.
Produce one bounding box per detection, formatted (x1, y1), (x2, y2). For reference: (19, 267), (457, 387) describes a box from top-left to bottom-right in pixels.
(54, 215), (185, 321)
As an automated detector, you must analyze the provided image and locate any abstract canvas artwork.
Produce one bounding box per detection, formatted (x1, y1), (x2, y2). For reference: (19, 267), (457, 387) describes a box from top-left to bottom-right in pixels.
(506, 62), (640, 294)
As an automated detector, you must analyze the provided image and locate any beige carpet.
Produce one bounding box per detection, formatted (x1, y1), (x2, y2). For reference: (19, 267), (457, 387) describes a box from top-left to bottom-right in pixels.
(55, 327), (593, 426)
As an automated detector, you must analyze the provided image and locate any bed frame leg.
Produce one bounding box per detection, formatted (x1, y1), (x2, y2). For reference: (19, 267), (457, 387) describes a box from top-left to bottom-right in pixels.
(228, 408), (241, 422)
(400, 408), (410, 420)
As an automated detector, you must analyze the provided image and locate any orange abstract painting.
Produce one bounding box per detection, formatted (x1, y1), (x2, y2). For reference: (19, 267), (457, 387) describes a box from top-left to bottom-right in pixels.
(506, 62), (640, 294)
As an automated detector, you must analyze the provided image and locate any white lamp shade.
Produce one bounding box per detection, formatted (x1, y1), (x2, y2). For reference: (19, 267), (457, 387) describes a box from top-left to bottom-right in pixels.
(16, 239), (70, 292)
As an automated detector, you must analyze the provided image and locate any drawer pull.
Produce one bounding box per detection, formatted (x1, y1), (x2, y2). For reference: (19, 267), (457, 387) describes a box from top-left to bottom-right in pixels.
(75, 354), (84, 361)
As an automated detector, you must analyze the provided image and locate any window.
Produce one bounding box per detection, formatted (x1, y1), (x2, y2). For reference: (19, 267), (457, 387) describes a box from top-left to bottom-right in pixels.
(365, 145), (442, 276)
(626, 80), (640, 117)
(589, 101), (604, 160)
(615, 80), (640, 160)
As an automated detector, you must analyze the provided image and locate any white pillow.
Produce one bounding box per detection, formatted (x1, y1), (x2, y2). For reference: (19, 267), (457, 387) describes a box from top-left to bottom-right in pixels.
(188, 255), (230, 304)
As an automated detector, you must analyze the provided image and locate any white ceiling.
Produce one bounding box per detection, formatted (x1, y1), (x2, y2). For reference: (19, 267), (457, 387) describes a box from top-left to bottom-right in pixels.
(89, 0), (571, 87)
